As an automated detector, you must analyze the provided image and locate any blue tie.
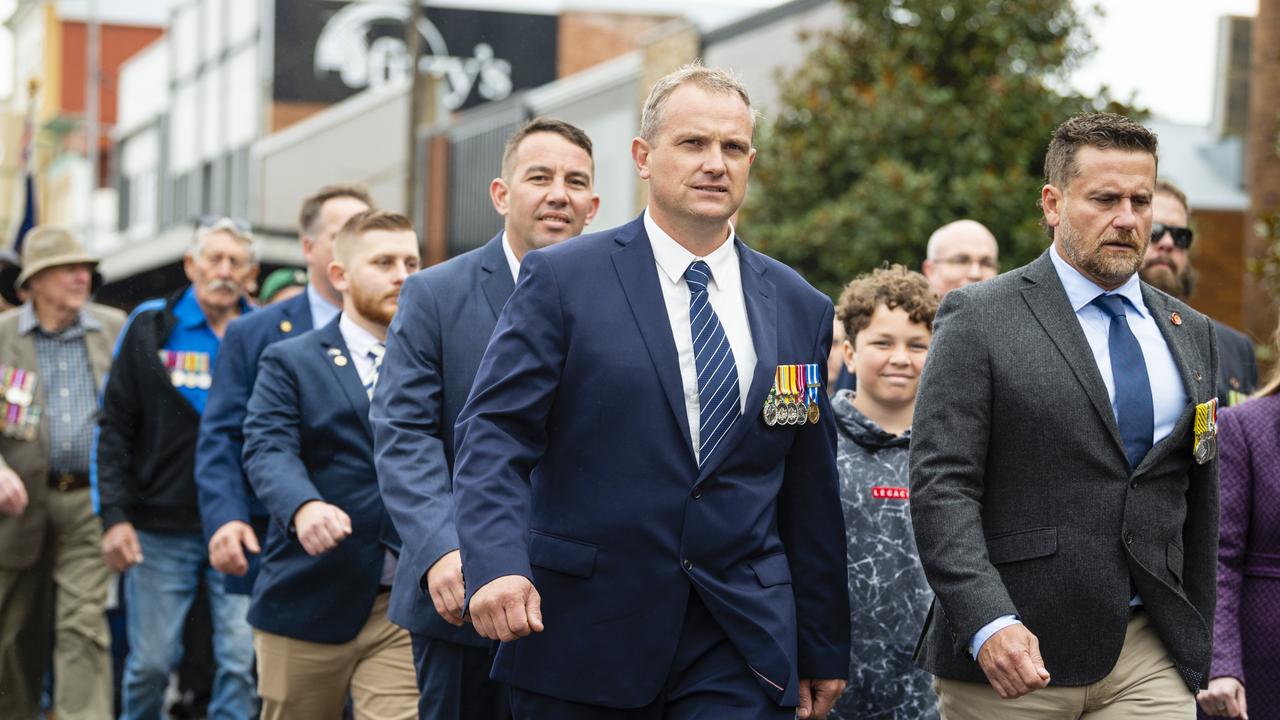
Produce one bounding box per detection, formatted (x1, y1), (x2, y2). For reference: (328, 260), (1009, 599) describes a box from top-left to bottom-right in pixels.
(1091, 294), (1154, 469)
(685, 261), (740, 467)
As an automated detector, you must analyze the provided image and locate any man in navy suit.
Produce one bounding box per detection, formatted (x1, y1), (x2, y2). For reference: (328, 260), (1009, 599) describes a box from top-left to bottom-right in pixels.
(196, 185), (371, 592)
(452, 64), (850, 719)
(242, 209), (420, 719)
(371, 117), (599, 720)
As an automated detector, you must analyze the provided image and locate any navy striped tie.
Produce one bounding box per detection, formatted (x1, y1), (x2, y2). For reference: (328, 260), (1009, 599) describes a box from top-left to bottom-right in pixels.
(364, 343), (385, 400)
(685, 260), (740, 467)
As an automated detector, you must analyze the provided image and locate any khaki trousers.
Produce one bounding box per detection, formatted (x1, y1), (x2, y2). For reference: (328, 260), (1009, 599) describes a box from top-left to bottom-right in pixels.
(255, 592), (418, 720)
(935, 610), (1194, 719)
(0, 487), (113, 720)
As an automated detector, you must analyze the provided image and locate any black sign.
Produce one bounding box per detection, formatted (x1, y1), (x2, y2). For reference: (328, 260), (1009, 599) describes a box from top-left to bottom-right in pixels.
(273, 1), (559, 111)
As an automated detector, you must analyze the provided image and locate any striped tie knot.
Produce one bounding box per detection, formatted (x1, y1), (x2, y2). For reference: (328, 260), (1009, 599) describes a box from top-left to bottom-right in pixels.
(685, 260), (712, 294)
(364, 343), (385, 399)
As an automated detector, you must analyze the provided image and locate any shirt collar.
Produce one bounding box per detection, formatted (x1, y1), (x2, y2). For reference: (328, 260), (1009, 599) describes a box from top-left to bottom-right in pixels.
(18, 301), (101, 337)
(307, 283), (341, 328)
(175, 286), (252, 330)
(500, 231), (521, 283)
(644, 209), (738, 289)
(1048, 243), (1148, 319)
(338, 312), (383, 360)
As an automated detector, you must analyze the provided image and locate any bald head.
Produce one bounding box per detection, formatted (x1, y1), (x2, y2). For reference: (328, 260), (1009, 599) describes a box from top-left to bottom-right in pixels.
(922, 219), (999, 296)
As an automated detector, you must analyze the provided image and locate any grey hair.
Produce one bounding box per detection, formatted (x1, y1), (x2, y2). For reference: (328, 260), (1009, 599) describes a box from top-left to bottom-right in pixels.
(188, 219), (258, 262)
(639, 62), (755, 142)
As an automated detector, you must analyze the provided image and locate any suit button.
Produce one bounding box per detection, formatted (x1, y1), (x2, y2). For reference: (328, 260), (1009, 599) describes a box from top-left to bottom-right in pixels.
(682, 559), (693, 572)
(691, 487), (702, 499)
(1130, 480), (1138, 489)
(1125, 532), (1134, 546)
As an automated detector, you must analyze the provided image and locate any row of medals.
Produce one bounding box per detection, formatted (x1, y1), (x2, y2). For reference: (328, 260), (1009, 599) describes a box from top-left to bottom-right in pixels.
(171, 369), (213, 389)
(763, 395), (819, 426)
(1, 367), (38, 440)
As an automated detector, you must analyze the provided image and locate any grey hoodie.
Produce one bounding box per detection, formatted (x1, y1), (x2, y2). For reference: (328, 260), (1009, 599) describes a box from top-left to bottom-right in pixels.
(829, 390), (939, 720)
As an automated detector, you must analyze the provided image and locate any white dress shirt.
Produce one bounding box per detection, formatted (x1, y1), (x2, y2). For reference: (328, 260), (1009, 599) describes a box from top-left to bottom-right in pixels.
(644, 210), (756, 463)
(501, 231), (521, 283)
(337, 313), (397, 585)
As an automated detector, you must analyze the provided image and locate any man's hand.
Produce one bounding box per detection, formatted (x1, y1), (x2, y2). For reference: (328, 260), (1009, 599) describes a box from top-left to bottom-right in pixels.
(468, 575), (543, 642)
(1197, 676), (1248, 718)
(978, 623), (1051, 699)
(208, 520), (261, 575)
(426, 550), (465, 626)
(102, 522), (144, 572)
(0, 468), (28, 517)
(292, 501), (351, 556)
(797, 678), (846, 719)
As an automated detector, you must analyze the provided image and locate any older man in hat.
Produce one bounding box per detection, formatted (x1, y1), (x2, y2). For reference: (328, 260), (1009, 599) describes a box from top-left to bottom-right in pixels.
(0, 226), (124, 720)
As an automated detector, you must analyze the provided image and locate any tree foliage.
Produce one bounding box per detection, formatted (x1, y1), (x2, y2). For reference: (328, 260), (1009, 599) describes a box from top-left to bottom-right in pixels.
(742, 0), (1135, 299)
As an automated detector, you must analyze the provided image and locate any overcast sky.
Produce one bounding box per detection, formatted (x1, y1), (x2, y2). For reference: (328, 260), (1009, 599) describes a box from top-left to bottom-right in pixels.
(0, 0), (1262, 127)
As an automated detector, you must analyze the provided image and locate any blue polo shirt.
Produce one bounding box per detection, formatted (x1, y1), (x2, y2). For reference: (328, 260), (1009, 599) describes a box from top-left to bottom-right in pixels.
(165, 287), (252, 415)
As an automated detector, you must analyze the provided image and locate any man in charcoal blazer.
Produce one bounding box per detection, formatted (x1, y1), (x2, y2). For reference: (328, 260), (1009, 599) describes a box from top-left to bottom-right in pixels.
(911, 113), (1219, 718)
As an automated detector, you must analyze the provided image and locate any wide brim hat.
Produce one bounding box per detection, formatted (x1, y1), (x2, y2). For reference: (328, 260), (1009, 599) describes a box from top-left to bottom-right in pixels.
(16, 226), (99, 288)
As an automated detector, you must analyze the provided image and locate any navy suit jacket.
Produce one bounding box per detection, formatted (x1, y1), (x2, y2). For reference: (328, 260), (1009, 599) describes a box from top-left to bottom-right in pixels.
(371, 234), (510, 646)
(242, 316), (400, 643)
(196, 291), (313, 593)
(1212, 319), (1258, 404)
(452, 216), (851, 709)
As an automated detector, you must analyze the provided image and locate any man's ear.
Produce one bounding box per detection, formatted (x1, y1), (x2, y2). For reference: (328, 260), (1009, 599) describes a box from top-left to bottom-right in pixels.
(327, 260), (348, 295)
(632, 137), (652, 181)
(1041, 184), (1064, 229)
(490, 178), (510, 216)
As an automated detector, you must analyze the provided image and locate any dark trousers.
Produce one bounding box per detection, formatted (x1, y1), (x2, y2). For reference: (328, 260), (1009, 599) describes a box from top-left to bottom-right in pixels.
(410, 632), (509, 720)
(508, 592), (793, 720)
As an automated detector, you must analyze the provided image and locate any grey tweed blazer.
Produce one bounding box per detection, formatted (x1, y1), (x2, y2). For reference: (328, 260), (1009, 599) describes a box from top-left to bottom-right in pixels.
(909, 249), (1219, 694)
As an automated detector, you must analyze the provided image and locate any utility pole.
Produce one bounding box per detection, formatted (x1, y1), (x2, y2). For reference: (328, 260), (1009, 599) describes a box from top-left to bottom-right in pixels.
(406, 0), (423, 231)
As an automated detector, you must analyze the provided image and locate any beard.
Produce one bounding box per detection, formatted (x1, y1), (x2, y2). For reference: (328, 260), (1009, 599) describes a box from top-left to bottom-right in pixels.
(1139, 256), (1195, 299)
(1058, 216), (1146, 288)
(350, 284), (398, 327)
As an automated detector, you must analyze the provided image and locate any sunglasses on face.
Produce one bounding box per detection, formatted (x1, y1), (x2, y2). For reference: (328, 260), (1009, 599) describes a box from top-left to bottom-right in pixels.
(1150, 223), (1193, 250)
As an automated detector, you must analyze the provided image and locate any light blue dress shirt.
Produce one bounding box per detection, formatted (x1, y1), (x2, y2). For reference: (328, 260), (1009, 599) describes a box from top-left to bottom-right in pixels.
(306, 283), (341, 329)
(969, 245), (1189, 658)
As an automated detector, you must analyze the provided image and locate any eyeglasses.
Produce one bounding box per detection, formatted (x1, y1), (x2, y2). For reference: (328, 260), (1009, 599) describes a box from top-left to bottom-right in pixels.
(933, 255), (999, 271)
(1150, 223), (1193, 249)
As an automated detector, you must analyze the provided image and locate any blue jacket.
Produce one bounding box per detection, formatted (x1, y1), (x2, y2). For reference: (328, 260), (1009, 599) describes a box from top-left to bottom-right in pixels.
(242, 316), (399, 643)
(195, 291), (312, 592)
(371, 234), (510, 645)
(452, 216), (851, 708)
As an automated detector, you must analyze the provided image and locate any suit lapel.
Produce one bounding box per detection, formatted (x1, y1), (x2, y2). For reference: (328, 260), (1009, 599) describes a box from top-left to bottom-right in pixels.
(286, 292), (314, 333)
(697, 240), (776, 482)
(610, 217), (696, 463)
(479, 234), (516, 321)
(317, 318), (372, 439)
(1132, 286), (1200, 475)
(1019, 252), (1127, 459)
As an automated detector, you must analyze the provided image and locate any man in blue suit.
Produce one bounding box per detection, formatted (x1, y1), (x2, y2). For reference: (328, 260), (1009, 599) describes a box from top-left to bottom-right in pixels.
(371, 117), (600, 720)
(196, 185), (371, 592)
(452, 64), (850, 719)
(242, 209), (420, 719)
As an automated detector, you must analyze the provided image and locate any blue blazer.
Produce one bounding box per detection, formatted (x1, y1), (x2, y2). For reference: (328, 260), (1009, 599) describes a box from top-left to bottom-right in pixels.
(452, 216), (851, 709)
(196, 291), (313, 594)
(242, 316), (399, 644)
(371, 234), (511, 646)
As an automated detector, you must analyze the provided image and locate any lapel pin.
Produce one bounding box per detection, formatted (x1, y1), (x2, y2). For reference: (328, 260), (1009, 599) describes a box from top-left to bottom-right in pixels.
(334, 354), (348, 367)
(1170, 311), (1182, 326)
(280, 320), (293, 333)
(1230, 377), (1241, 390)
(1194, 371), (1203, 382)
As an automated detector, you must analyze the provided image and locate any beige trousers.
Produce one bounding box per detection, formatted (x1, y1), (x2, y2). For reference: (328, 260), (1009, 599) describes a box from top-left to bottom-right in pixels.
(255, 592), (418, 720)
(0, 488), (113, 720)
(935, 611), (1194, 719)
